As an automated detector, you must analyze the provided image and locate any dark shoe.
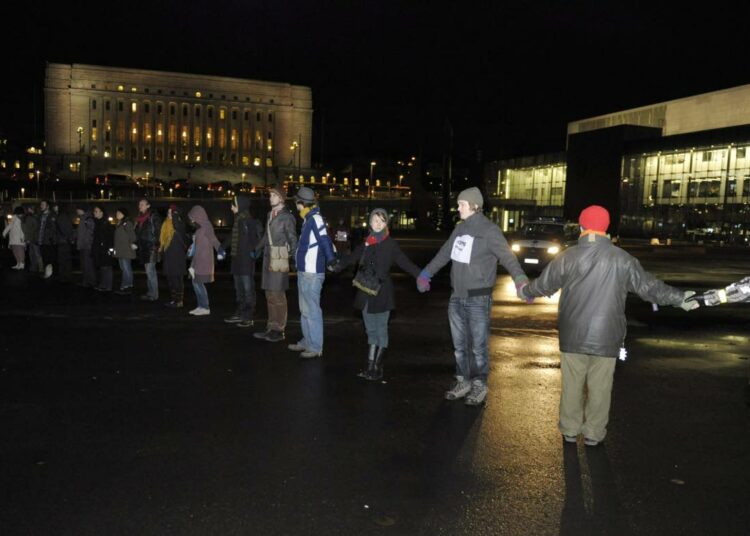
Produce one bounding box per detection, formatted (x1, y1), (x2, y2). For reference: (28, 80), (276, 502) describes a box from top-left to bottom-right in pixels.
(357, 345), (378, 378)
(114, 288), (132, 295)
(94, 287), (111, 292)
(264, 330), (285, 342)
(237, 320), (254, 328)
(164, 300), (183, 308)
(365, 347), (386, 381)
(253, 330), (271, 340)
(140, 294), (157, 301)
(224, 315), (243, 324)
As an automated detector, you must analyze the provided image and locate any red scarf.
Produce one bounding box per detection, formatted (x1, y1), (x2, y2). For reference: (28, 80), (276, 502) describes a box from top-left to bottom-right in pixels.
(365, 228), (390, 246)
(136, 211), (150, 226)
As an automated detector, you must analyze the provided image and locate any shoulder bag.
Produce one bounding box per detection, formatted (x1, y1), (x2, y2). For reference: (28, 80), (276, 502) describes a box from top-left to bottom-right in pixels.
(352, 246), (381, 296)
(267, 215), (290, 273)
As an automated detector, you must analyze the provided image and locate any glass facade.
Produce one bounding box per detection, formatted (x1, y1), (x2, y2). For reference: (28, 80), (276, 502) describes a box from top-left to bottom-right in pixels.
(499, 165), (567, 207)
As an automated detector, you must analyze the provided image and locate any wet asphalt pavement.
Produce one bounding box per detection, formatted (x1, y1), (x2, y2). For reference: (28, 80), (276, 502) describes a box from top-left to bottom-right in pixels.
(1, 239), (749, 535)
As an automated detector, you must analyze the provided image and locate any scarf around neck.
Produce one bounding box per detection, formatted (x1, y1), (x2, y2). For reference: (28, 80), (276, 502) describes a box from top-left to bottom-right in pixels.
(365, 227), (390, 246)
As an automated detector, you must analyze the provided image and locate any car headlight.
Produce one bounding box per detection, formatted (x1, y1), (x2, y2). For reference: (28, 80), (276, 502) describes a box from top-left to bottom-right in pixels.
(547, 246), (560, 255)
(511, 243), (520, 252)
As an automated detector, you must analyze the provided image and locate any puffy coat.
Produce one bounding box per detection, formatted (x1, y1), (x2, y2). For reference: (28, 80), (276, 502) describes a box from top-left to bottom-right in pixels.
(113, 219), (137, 259)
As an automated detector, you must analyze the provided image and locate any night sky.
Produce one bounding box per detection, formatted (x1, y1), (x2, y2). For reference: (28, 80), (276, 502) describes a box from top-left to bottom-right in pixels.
(4, 1), (750, 167)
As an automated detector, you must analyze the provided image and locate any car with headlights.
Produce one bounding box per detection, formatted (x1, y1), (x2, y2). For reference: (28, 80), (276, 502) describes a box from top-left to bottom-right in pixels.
(509, 218), (580, 272)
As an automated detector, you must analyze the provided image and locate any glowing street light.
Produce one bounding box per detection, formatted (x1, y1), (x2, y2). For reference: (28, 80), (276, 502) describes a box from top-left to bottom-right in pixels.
(369, 161), (376, 198)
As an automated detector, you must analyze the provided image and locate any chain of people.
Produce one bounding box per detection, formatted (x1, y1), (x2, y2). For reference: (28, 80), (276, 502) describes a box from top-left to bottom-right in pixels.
(3, 185), (746, 447)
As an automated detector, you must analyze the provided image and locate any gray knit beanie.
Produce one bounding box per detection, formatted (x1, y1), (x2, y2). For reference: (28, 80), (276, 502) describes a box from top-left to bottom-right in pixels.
(369, 208), (390, 227)
(457, 187), (484, 209)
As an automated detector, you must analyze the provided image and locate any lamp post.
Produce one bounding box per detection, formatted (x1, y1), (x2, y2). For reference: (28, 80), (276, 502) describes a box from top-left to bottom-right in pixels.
(369, 161), (376, 199)
(76, 126), (84, 184)
(36, 170), (40, 197)
(290, 140), (300, 180)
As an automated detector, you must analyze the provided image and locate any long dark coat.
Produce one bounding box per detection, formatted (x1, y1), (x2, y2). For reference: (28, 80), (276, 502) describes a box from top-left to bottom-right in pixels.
(257, 206), (298, 291)
(162, 213), (188, 277)
(230, 212), (262, 276)
(339, 236), (420, 314)
(188, 206), (221, 284)
(92, 217), (115, 268)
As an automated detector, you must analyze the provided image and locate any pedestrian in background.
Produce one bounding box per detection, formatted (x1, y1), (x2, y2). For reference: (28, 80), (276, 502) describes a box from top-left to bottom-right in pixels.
(38, 200), (57, 279)
(334, 208), (421, 380)
(3, 206), (26, 269)
(288, 186), (337, 359)
(75, 206), (96, 288)
(187, 205), (225, 316)
(22, 206), (42, 274)
(160, 204), (189, 308)
(113, 208), (137, 294)
(91, 206), (115, 292)
(135, 198), (162, 301)
(254, 185), (298, 342)
(224, 194), (262, 328)
(52, 204), (75, 283)
(521, 205), (698, 446)
(418, 187), (531, 406)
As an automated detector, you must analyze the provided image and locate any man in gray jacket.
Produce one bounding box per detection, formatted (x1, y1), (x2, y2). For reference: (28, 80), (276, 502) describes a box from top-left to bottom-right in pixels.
(419, 187), (531, 406)
(520, 205), (698, 446)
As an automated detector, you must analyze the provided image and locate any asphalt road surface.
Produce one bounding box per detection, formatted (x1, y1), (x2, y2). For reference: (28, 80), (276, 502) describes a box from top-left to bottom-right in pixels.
(1, 242), (749, 535)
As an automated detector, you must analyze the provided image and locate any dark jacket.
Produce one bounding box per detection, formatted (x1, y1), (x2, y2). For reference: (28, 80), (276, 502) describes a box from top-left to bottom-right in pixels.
(162, 213), (188, 277)
(37, 210), (57, 246)
(22, 213), (39, 244)
(339, 236), (421, 313)
(92, 217), (115, 268)
(524, 233), (685, 357)
(135, 211), (162, 264)
(113, 219), (137, 259)
(54, 210), (75, 245)
(425, 212), (527, 297)
(230, 210), (262, 276)
(257, 206), (298, 291)
(76, 211), (95, 250)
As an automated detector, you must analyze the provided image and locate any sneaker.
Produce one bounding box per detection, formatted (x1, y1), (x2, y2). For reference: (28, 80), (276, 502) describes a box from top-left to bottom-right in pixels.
(237, 320), (254, 328)
(189, 307), (211, 316)
(563, 434), (578, 444)
(300, 350), (322, 359)
(253, 330), (271, 340)
(444, 377), (472, 400)
(465, 380), (488, 406)
(584, 437), (600, 447)
(43, 264), (53, 279)
(288, 342), (307, 352)
(264, 330), (285, 342)
(224, 315), (243, 324)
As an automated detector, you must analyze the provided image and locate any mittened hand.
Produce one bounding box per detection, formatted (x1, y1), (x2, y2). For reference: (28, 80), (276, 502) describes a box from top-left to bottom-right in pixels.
(514, 275), (533, 304)
(188, 267), (195, 279)
(416, 269), (431, 293)
(217, 247), (226, 261)
(679, 290), (700, 311)
(130, 243), (138, 250)
(700, 288), (724, 307)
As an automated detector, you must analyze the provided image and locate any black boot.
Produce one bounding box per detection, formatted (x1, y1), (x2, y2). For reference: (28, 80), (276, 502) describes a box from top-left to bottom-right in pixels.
(366, 347), (386, 381)
(357, 345), (377, 378)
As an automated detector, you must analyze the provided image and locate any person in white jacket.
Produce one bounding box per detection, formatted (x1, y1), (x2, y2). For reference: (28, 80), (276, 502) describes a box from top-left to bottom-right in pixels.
(3, 207), (26, 269)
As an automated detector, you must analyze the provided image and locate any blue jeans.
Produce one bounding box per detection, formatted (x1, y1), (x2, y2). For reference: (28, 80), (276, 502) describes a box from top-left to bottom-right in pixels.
(192, 280), (210, 309)
(118, 258), (133, 289)
(297, 272), (325, 353)
(233, 275), (256, 320)
(144, 262), (158, 299)
(363, 302), (390, 348)
(448, 294), (492, 383)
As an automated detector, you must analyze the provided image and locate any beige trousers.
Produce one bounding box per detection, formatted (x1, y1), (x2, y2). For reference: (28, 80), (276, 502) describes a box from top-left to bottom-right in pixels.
(265, 290), (288, 332)
(559, 352), (617, 442)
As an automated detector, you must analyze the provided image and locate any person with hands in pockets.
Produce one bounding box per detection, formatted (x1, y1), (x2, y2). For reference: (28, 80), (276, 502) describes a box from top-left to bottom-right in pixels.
(186, 205), (225, 316)
(418, 187), (531, 406)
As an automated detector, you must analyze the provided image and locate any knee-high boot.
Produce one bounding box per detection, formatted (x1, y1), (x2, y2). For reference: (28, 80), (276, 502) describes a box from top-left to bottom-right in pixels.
(366, 347), (386, 381)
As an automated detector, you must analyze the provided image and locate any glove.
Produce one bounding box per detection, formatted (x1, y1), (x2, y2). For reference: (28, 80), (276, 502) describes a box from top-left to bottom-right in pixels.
(416, 269), (431, 293)
(514, 275), (533, 304)
(187, 243), (195, 258)
(699, 288), (724, 307)
(249, 249), (259, 260)
(217, 247), (226, 261)
(130, 243), (138, 250)
(188, 267), (195, 279)
(326, 258), (339, 272)
(678, 290), (700, 311)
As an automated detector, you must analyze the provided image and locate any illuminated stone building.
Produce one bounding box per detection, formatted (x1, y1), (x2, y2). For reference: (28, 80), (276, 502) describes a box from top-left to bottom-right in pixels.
(44, 63), (312, 184)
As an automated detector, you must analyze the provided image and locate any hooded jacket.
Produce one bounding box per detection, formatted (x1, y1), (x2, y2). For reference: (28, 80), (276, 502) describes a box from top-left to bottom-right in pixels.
(188, 205), (221, 283)
(425, 212), (526, 297)
(524, 233), (684, 357)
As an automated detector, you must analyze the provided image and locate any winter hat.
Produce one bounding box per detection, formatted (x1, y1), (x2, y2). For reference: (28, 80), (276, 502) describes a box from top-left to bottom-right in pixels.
(457, 187), (484, 209)
(579, 205), (610, 232)
(294, 186), (316, 204)
(267, 184), (286, 201)
(369, 208), (390, 227)
(117, 207), (129, 218)
(168, 203), (178, 212)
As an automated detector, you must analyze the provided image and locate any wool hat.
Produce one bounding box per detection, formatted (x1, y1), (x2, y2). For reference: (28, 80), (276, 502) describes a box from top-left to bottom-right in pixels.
(369, 208), (390, 226)
(579, 205), (610, 232)
(294, 186), (316, 204)
(168, 203), (178, 212)
(117, 207), (130, 218)
(457, 187), (484, 209)
(267, 184), (286, 201)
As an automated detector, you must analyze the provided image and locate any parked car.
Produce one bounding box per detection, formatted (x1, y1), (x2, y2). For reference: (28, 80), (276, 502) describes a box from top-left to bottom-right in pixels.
(509, 218), (580, 272)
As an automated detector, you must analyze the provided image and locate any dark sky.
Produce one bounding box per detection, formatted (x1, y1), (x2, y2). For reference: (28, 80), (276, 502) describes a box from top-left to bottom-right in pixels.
(4, 1), (750, 166)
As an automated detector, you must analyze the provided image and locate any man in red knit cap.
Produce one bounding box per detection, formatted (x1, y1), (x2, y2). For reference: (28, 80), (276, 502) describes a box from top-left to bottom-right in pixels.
(520, 205), (699, 446)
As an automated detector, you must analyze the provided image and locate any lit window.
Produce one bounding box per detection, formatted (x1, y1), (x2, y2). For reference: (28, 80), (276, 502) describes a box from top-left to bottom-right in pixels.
(168, 125), (177, 144)
(131, 102), (137, 112)
(14, 160), (20, 169)
(91, 128), (98, 142)
(131, 87), (137, 92)
(156, 125), (164, 143)
(253, 157), (261, 167)
(144, 123), (152, 141)
(28, 161), (34, 170)
(194, 127), (201, 147)
(220, 109), (226, 120)
(0, 160), (5, 169)
(266, 158), (273, 167)
(103, 148), (111, 158)
(242, 156), (250, 166)
(206, 128), (213, 148)
(117, 85), (124, 91)
(219, 128), (226, 149)
(195, 91), (202, 98)
(181, 126), (189, 147)
(231, 129), (238, 150)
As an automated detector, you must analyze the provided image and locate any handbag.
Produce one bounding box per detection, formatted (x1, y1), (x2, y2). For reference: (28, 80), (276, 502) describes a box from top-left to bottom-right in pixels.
(352, 247), (381, 296)
(267, 216), (290, 273)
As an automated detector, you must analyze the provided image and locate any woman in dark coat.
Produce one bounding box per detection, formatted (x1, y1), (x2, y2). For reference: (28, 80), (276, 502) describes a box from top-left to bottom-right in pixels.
(335, 208), (421, 380)
(160, 204), (189, 307)
(91, 205), (115, 292)
(186, 205), (224, 315)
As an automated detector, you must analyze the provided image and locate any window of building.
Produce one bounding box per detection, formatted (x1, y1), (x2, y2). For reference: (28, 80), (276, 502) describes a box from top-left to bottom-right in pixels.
(131, 123), (138, 143)
(182, 105), (188, 117)
(117, 123), (125, 143)
(91, 84), (96, 89)
(243, 129), (250, 152)
(168, 124), (177, 144)
(117, 85), (124, 91)
(242, 156), (250, 166)
(702, 151), (712, 162)
(143, 148), (150, 161)
(195, 106), (201, 117)
(157, 103), (163, 114)
(144, 123), (152, 141)
(169, 150), (176, 162)
(181, 126), (189, 148)
(105, 100), (110, 111)
(194, 127), (201, 147)
(268, 113), (273, 122)
(91, 128), (98, 142)
(231, 129), (238, 151)
(206, 151), (213, 163)
(206, 127), (213, 149)
(131, 102), (137, 113)
(118, 101), (124, 112)
(232, 110), (237, 120)
(663, 180), (681, 198)
(738, 147), (746, 159)
(170, 104), (176, 116)
(256, 112), (261, 122)
(219, 128), (226, 149)
(156, 124), (164, 143)
(728, 178), (737, 197)
(156, 148), (163, 162)
(244, 111), (249, 121)
(144, 103), (150, 114)
(92, 100), (97, 110)
(208, 107), (213, 119)
(220, 109), (226, 120)
(104, 147), (111, 158)
(117, 146), (125, 159)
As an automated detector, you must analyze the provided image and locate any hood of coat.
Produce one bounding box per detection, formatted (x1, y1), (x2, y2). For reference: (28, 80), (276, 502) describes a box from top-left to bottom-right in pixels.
(188, 206), (211, 227)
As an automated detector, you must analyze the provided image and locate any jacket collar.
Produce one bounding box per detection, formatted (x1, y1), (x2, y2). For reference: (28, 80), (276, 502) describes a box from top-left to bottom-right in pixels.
(577, 233), (610, 246)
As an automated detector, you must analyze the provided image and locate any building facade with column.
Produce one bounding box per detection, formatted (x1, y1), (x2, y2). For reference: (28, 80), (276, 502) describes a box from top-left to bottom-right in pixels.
(44, 63), (312, 184)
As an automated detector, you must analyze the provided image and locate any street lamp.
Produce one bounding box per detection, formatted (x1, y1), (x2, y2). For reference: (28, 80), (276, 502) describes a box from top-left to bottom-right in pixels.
(241, 172), (246, 184)
(36, 170), (40, 196)
(20, 187), (25, 198)
(290, 140), (299, 179)
(369, 161), (376, 198)
(76, 126), (84, 183)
